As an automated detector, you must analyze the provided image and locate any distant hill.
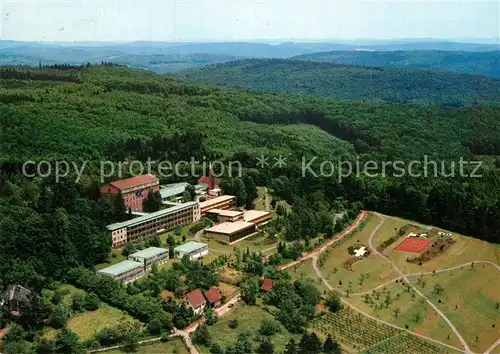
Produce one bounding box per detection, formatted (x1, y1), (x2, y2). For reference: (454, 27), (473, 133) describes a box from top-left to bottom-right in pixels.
(293, 50), (500, 78)
(0, 43), (238, 73)
(0, 40), (498, 73)
(103, 53), (237, 73)
(177, 58), (500, 107)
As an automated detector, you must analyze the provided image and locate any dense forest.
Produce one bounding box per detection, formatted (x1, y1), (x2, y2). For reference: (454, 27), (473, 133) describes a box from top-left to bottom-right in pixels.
(293, 50), (500, 78)
(178, 59), (500, 107)
(1, 64), (500, 290)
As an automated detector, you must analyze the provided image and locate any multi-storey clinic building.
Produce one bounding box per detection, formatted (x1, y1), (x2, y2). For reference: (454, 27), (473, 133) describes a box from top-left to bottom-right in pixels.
(107, 201), (200, 248)
(127, 247), (169, 270)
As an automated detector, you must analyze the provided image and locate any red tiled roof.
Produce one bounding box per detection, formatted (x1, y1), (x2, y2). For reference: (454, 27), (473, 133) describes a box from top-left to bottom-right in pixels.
(260, 278), (274, 292)
(204, 288), (221, 304)
(186, 289), (206, 309)
(110, 174), (159, 190)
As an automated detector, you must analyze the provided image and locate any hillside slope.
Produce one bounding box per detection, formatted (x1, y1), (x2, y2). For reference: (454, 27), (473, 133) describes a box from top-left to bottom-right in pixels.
(1, 65), (500, 244)
(2, 65), (500, 163)
(293, 50), (500, 78)
(177, 59), (500, 107)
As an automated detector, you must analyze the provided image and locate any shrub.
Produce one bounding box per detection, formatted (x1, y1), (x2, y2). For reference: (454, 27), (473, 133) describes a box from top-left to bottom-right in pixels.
(49, 304), (69, 329)
(210, 342), (224, 354)
(228, 319), (238, 329)
(192, 325), (211, 346)
(258, 318), (281, 336)
(205, 308), (217, 326)
(84, 293), (100, 311)
(71, 293), (86, 312)
(51, 292), (63, 305)
(325, 293), (342, 313)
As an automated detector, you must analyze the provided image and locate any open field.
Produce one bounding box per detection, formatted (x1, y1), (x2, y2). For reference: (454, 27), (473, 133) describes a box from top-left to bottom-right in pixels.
(323, 254), (397, 294)
(317, 214), (398, 293)
(42, 284), (139, 341)
(199, 232), (277, 255)
(106, 338), (189, 354)
(410, 263), (500, 352)
(68, 304), (138, 341)
(288, 259), (329, 294)
(195, 304), (299, 354)
(374, 214), (500, 274)
(346, 282), (463, 349)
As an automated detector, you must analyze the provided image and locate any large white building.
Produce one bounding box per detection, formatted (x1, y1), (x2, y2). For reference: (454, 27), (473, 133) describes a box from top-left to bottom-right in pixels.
(97, 260), (144, 284)
(107, 201), (200, 248)
(174, 242), (209, 260)
(127, 247), (169, 270)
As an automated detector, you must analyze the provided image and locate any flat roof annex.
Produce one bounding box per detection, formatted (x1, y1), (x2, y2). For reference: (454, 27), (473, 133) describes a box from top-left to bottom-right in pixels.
(97, 260), (143, 276)
(244, 210), (272, 222)
(199, 195), (235, 210)
(207, 209), (244, 217)
(128, 247), (168, 259)
(205, 220), (255, 235)
(174, 242), (208, 254)
(106, 201), (198, 231)
(160, 182), (190, 199)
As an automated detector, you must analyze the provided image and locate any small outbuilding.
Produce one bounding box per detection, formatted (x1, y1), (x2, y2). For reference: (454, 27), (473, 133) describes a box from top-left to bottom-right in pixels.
(204, 288), (222, 307)
(260, 278), (274, 292)
(0, 285), (33, 314)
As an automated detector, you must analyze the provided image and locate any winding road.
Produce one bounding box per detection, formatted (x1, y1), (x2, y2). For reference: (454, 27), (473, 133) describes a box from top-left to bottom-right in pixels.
(368, 213), (472, 353)
(308, 212), (500, 354)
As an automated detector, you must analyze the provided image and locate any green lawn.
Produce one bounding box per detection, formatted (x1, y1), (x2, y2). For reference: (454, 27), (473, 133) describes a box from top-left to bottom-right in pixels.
(323, 254), (397, 294)
(317, 214), (398, 294)
(288, 259), (329, 294)
(199, 232), (277, 255)
(346, 281), (463, 349)
(95, 250), (127, 270)
(410, 263), (500, 352)
(67, 303), (139, 341)
(106, 338), (189, 354)
(196, 304), (299, 354)
(42, 284), (139, 342)
(377, 215), (500, 274)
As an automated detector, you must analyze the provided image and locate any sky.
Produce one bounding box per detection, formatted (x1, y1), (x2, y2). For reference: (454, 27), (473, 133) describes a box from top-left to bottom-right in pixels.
(1, 0), (499, 42)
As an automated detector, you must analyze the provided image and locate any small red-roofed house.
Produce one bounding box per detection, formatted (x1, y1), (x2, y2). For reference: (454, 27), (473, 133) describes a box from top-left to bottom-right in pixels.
(260, 278), (274, 292)
(204, 288), (222, 307)
(186, 289), (206, 315)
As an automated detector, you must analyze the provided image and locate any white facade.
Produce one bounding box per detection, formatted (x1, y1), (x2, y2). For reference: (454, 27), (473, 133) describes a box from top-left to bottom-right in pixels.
(176, 247), (209, 261)
(193, 204), (201, 221)
(111, 228), (127, 247)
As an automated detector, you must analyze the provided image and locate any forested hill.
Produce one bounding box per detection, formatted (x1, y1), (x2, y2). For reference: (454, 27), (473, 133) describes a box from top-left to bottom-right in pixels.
(293, 50), (500, 78)
(2, 65), (500, 163)
(1, 64), (500, 259)
(177, 59), (500, 107)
